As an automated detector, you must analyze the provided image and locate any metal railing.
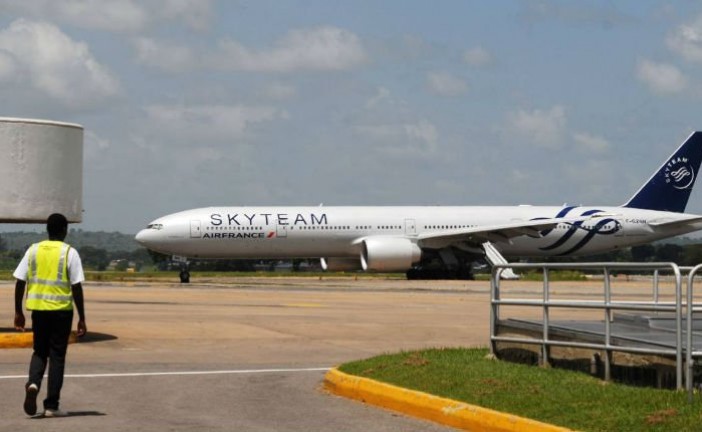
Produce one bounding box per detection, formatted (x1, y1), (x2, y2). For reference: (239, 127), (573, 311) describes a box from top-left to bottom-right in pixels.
(687, 264), (702, 401)
(490, 262), (690, 392)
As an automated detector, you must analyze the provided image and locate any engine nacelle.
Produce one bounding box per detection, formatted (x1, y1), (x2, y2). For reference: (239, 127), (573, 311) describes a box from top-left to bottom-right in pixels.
(320, 257), (363, 272)
(360, 237), (422, 272)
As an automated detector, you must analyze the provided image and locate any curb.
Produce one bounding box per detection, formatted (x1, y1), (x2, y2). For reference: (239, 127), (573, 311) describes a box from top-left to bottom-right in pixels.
(324, 368), (573, 432)
(0, 331), (78, 349)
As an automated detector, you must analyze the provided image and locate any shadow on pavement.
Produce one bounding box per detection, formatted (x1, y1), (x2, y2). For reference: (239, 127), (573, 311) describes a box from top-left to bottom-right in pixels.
(77, 332), (118, 344)
(29, 411), (107, 419)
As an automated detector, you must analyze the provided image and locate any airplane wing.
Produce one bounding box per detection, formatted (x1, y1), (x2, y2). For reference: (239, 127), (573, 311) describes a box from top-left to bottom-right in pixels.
(417, 216), (591, 247)
(647, 215), (702, 229)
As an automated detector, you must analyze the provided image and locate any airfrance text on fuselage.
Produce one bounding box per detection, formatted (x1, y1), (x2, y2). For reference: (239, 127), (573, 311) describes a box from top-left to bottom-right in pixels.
(210, 212), (329, 226)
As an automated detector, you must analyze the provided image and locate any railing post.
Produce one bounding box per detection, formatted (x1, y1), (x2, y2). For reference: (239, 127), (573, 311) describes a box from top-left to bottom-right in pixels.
(541, 266), (550, 367)
(674, 264), (683, 390)
(490, 266), (500, 356)
(603, 267), (612, 382)
(653, 269), (660, 305)
(686, 264), (702, 402)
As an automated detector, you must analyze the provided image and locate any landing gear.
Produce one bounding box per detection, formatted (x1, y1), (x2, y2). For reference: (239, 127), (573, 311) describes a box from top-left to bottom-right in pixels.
(179, 263), (190, 283)
(456, 266), (475, 280)
(172, 255), (191, 283)
(406, 266), (474, 280)
(406, 249), (476, 280)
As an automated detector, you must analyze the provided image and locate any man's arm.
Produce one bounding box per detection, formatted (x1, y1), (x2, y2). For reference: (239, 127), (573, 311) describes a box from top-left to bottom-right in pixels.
(72, 282), (87, 337)
(14, 280), (25, 331)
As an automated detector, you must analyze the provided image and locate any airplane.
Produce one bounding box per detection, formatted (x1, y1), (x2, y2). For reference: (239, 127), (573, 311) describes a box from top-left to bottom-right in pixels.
(136, 131), (702, 281)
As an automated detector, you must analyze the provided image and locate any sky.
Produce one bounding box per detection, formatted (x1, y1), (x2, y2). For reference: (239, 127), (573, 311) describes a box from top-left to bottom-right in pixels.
(1, 1), (702, 234)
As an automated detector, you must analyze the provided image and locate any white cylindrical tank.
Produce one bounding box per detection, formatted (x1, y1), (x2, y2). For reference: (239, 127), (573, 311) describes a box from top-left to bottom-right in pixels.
(0, 117), (83, 223)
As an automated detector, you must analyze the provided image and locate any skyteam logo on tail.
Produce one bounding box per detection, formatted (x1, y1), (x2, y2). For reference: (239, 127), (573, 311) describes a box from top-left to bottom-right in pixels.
(665, 157), (695, 190)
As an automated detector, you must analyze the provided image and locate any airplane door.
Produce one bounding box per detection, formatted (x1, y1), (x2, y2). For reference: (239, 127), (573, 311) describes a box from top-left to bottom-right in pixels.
(404, 219), (416, 235)
(276, 224), (288, 238)
(190, 220), (202, 238)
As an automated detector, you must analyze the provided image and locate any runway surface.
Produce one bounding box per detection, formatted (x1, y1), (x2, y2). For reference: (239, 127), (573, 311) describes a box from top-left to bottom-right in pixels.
(0, 276), (500, 431)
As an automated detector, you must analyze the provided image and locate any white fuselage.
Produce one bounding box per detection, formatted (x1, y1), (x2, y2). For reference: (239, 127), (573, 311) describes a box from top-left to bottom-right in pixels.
(135, 205), (702, 260)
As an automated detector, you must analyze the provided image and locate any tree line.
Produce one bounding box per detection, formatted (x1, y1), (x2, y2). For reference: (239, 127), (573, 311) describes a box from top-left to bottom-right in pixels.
(0, 232), (701, 272)
(0, 234), (308, 272)
(538, 243), (702, 267)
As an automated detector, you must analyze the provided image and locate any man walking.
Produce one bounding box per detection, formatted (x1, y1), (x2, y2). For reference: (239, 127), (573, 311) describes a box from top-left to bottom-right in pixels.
(13, 213), (87, 417)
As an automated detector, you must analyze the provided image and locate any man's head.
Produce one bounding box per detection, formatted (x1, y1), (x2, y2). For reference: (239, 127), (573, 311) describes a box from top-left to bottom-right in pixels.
(47, 213), (68, 240)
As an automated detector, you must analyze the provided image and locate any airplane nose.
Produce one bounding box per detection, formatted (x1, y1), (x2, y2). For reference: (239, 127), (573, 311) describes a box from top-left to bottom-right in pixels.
(135, 229), (150, 246)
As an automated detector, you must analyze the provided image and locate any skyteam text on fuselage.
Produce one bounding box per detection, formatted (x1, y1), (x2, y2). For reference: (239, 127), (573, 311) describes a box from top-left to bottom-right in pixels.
(136, 132), (702, 280)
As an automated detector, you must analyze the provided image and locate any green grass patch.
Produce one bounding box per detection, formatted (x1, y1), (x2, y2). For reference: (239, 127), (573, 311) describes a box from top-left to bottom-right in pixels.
(0, 271), (406, 282)
(474, 270), (589, 282)
(517, 270), (588, 281)
(339, 348), (702, 431)
(80, 271), (406, 282)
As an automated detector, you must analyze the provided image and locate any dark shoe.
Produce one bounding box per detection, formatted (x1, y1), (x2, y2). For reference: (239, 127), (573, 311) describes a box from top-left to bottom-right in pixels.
(23, 383), (38, 416)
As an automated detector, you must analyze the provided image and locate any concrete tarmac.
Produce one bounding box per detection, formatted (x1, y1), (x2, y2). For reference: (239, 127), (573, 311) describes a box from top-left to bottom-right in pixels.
(0, 276), (620, 431)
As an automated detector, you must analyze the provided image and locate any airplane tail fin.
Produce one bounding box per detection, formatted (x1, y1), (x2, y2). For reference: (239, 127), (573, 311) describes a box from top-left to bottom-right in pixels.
(623, 131), (702, 213)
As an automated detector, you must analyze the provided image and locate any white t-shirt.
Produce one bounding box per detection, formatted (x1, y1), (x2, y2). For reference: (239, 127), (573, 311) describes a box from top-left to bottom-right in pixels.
(13, 243), (85, 285)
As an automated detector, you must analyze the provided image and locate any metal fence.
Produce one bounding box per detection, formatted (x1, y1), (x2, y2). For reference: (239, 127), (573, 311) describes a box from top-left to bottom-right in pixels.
(490, 262), (702, 400)
(687, 264), (702, 400)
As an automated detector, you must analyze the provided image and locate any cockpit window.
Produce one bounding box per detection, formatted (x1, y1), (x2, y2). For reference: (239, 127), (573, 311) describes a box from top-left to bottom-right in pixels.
(147, 223), (164, 230)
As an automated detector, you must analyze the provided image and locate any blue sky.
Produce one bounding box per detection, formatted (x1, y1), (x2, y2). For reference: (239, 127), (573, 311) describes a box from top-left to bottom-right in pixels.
(1, 1), (702, 233)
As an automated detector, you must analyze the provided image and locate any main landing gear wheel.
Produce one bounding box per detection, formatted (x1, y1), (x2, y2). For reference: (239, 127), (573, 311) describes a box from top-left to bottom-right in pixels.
(406, 267), (474, 280)
(179, 264), (190, 283)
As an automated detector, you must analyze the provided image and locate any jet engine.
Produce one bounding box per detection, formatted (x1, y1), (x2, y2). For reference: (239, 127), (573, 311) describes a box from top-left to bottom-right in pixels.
(360, 237), (422, 271)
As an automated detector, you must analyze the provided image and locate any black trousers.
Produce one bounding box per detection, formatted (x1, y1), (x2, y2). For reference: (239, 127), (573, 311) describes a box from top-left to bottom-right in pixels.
(28, 310), (73, 410)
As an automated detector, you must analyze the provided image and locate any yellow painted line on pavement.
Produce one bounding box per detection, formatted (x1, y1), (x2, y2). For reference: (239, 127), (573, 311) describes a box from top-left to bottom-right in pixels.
(0, 331), (78, 349)
(324, 368), (574, 432)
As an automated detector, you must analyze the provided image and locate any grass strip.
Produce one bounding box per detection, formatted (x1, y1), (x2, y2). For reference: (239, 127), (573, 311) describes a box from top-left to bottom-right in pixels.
(339, 348), (702, 431)
(0, 270), (407, 282)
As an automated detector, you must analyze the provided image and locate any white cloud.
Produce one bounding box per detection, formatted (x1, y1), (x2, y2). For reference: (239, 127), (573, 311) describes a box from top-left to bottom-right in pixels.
(85, 130), (110, 150)
(144, 104), (286, 141)
(520, 2), (632, 28)
(508, 106), (566, 148)
(0, 0), (212, 32)
(0, 19), (119, 107)
(134, 37), (196, 73)
(365, 87), (391, 109)
(355, 119), (438, 156)
(562, 159), (616, 202)
(156, 0), (213, 31)
(137, 26), (368, 73)
(667, 15), (702, 63)
(572, 132), (609, 153)
(0, 0), (146, 32)
(214, 26), (367, 72)
(400, 35), (431, 59)
(261, 82), (297, 100)
(636, 59), (687, 95)
(84, 130), (111, 162)
(511, 169), (531, 182)
(427, 72), (468, 96)
(0, 50), (16, 81)
(405, 120), (438, 150)
(463, 46), (493, 67)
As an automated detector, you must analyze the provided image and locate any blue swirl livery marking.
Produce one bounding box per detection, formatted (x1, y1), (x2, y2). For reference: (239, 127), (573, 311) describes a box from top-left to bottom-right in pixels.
(532, 207), (622, 255)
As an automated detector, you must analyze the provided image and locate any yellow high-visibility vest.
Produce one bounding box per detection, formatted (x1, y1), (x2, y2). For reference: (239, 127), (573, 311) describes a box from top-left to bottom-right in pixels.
(26, 240), (73, 311)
